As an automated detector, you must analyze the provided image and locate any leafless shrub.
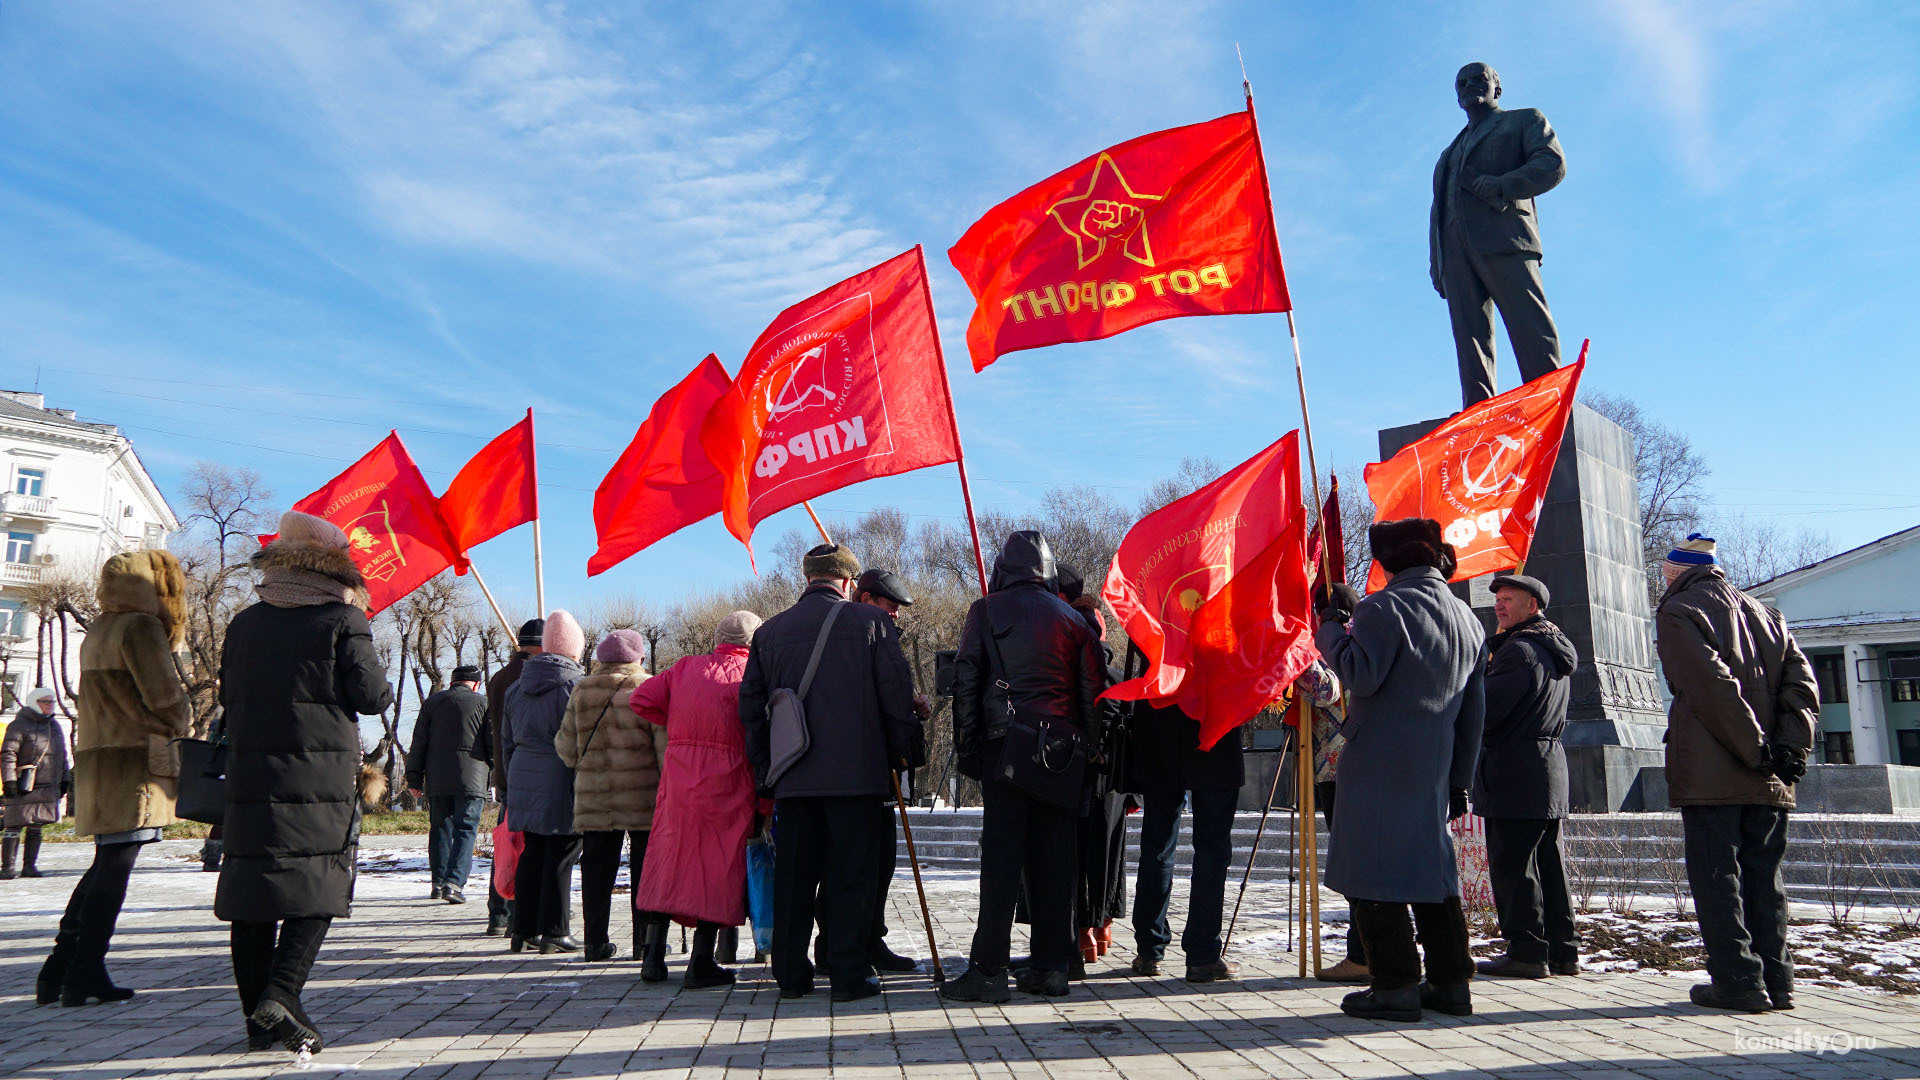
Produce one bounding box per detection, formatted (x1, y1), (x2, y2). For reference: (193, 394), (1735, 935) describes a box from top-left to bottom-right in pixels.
(1803, 817), (1870, 927)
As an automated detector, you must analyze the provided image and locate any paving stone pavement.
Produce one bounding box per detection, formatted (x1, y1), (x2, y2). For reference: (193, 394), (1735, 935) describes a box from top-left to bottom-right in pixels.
(3, 838), (1917, 1079)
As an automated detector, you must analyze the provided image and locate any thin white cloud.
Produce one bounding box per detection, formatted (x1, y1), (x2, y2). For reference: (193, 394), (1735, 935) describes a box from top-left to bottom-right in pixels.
(1605, 0), (1720, 191)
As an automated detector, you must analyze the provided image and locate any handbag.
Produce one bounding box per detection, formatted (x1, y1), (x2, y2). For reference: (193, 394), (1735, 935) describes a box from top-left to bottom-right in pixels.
(979, 603), (1088, 810)
(764, 599), (846, 789)
(745, 823), (777, 953)
(173, 713), (229, 825)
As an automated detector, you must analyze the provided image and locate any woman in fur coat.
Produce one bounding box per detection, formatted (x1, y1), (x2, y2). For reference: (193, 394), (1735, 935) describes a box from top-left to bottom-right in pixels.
(217, 512), (392, 1054)
(36, 550), (192, 1007)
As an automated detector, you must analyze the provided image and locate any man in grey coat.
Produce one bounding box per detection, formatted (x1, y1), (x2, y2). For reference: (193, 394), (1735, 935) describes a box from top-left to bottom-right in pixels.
(1315, 518), (1486, 1022)
(1431, 62), (1568, 408)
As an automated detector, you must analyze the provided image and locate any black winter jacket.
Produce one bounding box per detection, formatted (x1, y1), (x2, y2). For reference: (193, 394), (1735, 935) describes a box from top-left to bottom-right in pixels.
(487, 651), (528, 800)
(740, 583), (918, 799)
(216, 596), (391, 921)
(952, 532), (1103, 780)
(1127, 702), (1245, 793)
(1470, 615), (1577, 819)
(407, 685), (491, 798)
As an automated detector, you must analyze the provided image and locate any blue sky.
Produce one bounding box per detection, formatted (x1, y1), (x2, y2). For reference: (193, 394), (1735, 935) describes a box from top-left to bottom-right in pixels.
(4, 1), (1916, 617)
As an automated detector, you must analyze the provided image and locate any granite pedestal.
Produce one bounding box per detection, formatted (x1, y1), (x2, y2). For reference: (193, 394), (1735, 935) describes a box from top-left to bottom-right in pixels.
(1380, 401), (1667, 811)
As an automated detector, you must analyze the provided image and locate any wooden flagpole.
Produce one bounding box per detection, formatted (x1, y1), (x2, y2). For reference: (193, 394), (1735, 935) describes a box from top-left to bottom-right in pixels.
(803, 501), (833, 545)
(465, 564), (518, 640)
(1244, 64), (1333, 977)
(913, 245), (991, 598)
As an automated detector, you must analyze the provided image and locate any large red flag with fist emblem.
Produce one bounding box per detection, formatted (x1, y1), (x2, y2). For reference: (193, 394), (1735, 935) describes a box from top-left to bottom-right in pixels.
(279, 433), (464, 615)
(699, 247), (961, 559)
(1102, 431), (1316, 749)
(588, 355), (732, 576)
(1364, 349), (1587, 590)
(949, 109), (1291, 372)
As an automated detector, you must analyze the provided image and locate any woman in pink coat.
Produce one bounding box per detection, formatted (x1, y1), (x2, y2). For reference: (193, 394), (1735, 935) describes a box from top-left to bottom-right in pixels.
(630, 610), (762, 990)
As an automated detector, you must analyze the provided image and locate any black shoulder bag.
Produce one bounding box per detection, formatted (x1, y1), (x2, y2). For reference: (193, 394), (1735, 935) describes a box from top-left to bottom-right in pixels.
(173, 711), (229, 825)
(980, 603), (1087, 810)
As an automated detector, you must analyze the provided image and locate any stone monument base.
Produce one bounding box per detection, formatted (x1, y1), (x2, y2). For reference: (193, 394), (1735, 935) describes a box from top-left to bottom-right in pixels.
(1568, 746), (1669, 812)
(1795, 764), (1920, 814)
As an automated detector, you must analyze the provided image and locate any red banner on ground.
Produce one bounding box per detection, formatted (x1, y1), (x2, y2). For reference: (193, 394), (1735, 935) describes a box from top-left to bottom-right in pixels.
(588, 355), (733, 576)
(280, 433), (463, 615)
(1102, 431), (1316, 749)
(1364, 349), (1587, 590)
(699, 247), (960, 558)
(437, 410), (537, 572)
(948, 109), (1291, 372)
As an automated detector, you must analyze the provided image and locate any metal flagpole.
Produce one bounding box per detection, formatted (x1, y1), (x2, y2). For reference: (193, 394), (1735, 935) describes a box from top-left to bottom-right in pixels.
(466, 564), (518, 640)
(912, 245), (991, 598)
(528, 408), (547, 616)
(1244, 64), (1335, 978)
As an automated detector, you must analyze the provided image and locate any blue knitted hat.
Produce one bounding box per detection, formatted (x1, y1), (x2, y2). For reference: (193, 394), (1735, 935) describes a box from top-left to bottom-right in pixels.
(1666, 533), (1717, 566)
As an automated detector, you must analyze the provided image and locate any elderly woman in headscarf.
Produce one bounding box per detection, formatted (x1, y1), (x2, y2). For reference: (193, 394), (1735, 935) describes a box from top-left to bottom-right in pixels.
(3, 686), (69, 880)
(217, 512), (392, 1053)
(629, 610), (762, 990)
(35, 550), (191, 1008)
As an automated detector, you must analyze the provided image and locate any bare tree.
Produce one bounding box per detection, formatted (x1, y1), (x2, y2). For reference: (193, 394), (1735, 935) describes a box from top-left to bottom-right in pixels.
(1584, 393), (1710, 598)
(1711, 511), (1836, 589)
(1137, 456), (1224, 516)
(174, 464), (277, 734)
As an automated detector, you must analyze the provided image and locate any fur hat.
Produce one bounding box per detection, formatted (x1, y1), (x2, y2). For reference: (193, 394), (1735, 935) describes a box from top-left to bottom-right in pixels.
(802, 543), (861, 582)
(276, 510), (349, 550)
(451, 664), (484, 683)
(1370, 517), (1448, 576)
(542, 610), (586, 659)
(715, 610), (762, 648)
(517, 618), (545, 647)
(595, 628), (647, 665)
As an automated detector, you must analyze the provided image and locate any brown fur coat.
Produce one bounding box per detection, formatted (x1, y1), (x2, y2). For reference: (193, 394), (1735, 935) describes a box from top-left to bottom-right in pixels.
(555, 661), (661, 831)
(75, 550), (191, 836)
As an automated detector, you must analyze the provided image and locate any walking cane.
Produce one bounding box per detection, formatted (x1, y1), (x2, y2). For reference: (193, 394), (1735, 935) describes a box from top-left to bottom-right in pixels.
(892, 770), (945, 984)
(1222, 721), (1294, 957)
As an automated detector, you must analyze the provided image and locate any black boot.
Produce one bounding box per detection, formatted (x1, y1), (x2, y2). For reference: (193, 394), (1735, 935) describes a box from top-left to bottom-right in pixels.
(1419, 979), (1473, 1016)
(681, 925), (735, 991)
(640, 919), (669, 984)
(21, 829), (43, 877)
(251, 989), (322, 1055)
(36, 933), (76, 1006)
(200, 837), (223, 873)
(0, 833), (16, 880)
(716, 926), (739, 965)
(1340, 984), (1422, 1022)
(60, 959), (135, 1006)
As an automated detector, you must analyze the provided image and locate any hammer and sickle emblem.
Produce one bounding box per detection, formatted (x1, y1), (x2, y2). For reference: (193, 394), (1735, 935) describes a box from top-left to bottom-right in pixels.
(1460, 433), (1525, 500)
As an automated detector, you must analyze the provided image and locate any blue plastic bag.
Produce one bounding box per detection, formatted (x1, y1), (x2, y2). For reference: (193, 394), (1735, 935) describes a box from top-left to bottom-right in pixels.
(746, 832), (776, 953)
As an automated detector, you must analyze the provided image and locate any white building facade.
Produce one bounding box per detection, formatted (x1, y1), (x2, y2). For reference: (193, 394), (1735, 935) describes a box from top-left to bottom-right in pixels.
(0, 390), (179, 709)
(1751, 525), (1920, 768)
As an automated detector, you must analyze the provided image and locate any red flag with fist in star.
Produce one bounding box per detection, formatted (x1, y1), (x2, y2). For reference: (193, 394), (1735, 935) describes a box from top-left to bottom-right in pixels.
(948, 109), (1291, 372)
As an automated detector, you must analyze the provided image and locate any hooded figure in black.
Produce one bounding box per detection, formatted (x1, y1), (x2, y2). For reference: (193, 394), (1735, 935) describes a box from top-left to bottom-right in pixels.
(942, 532), (1104, 1004)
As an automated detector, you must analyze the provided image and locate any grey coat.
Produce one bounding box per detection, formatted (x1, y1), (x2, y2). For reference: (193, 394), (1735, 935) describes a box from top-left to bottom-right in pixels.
(1314, 567), (1486, 904)
(503, 652), (584, 836)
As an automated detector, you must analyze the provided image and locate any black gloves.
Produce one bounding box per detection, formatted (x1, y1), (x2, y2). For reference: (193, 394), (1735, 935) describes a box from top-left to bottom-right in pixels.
(1449, 788), (1469, 821)
(2, 779), (17, 799)
(1760, 742), (1809, 786)
(1315, 583), (1361, 627)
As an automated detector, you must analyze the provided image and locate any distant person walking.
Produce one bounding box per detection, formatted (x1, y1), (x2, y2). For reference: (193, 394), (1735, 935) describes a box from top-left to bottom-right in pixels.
(406, 665), (491, 905)
(218, 513), (392, 1055)
(3, 687), (68, 880)
(1656, 534), (1818, 1013)
(37, 551), (192, 1008)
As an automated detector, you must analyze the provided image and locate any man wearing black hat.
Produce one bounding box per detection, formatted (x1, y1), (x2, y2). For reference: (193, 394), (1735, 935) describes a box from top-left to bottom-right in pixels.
(741, 544), (920, 1002)
(482, 619), (543, 933)
(1472, 574), (1580, 979)
(408, 666), (492, 904)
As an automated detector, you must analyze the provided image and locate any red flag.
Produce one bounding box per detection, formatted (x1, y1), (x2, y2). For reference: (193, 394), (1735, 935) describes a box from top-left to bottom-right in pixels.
(1307, 474), (1345, 597)
(588, 355), (733, 576)
(1101, 431), (1315, 748)
(1364, 348), (1587, 590)
(437, 410), (537, 572)
(699, 247), (961, 557)
(279, 433), (463, 615)
(948, 109), (1290, 372)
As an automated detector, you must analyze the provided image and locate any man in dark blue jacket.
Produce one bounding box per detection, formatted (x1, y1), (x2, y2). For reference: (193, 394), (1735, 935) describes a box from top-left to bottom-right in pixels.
(740, 544), (919, 1002)
(1471, 575), (1579, 979)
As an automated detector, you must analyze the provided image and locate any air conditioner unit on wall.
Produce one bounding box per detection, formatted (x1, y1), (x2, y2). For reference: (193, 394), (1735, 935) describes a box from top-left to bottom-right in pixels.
(35, 553), (56, 565)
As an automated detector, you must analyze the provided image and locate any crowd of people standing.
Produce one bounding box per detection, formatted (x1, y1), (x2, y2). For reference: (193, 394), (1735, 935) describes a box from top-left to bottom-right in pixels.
(4, 506), (1822, 1054)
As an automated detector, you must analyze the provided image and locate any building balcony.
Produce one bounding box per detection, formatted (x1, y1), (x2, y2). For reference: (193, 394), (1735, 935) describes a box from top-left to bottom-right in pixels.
(1, 562), (45, 587)
(0, 492), (57, 521)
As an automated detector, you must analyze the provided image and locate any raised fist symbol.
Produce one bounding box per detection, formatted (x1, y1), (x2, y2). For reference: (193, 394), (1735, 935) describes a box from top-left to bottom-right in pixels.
(1085, 198), (1141, 238)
